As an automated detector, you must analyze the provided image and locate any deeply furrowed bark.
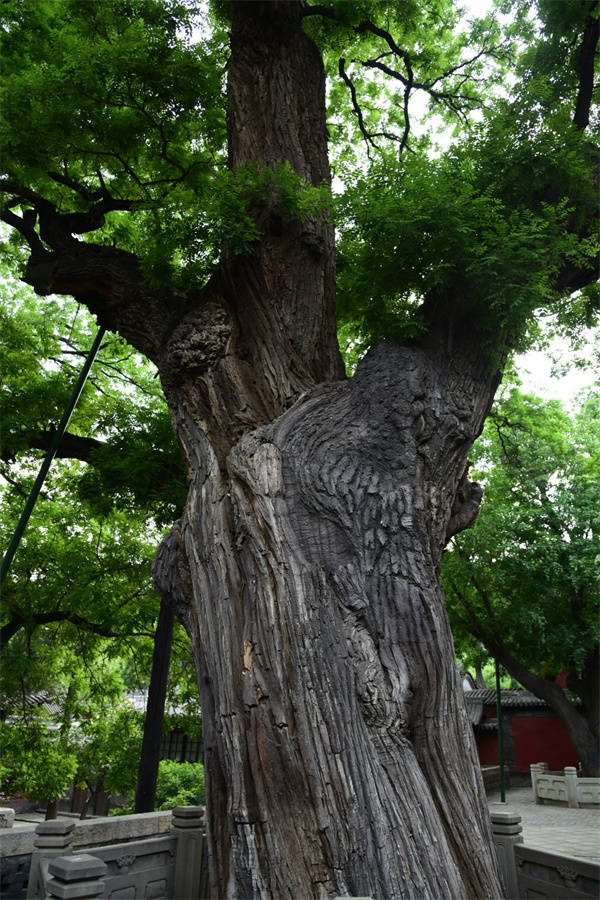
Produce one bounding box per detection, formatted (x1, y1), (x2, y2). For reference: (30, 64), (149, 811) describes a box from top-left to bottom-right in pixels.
(163, 336), (503, 898)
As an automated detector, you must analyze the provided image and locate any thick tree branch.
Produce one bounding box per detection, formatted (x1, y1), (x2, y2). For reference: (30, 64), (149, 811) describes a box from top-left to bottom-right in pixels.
(0, 609), (154, 650)
(0, 207), (46, 256)
(0, 430), (104, 464)
(1, 180), (180, 360)
(20, 240), (182, 363)
(1, 428), (184, 497)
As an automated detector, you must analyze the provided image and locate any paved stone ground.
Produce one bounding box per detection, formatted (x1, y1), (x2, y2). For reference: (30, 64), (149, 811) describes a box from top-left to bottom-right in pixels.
(488, 785), (600, 862)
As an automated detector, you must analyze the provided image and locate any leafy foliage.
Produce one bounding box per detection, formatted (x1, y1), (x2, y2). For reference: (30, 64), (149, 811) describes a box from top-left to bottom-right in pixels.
(0, 275), (195, 809)
(0, 706), (78, 803)
(74, 702), (144, 800)
(2, 0), (596, 334)
(443, 385), (600, 681)
(332, 0), (598, 350)
(155, 759), (205, 809)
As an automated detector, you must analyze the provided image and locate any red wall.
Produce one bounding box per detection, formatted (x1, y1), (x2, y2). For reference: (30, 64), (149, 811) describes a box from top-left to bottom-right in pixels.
(475, 713), (579, 772)
(511, 715), (578, 772)
(476, 734), (500, 766)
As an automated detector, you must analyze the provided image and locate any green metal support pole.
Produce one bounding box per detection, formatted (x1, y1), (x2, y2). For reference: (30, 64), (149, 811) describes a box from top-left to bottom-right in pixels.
(495, 656), (506, 802)
(0, 327), (106, 587)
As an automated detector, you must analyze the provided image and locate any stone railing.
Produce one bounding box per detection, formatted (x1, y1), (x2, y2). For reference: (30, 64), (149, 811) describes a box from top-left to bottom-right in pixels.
(1, 809), (172, 898)
(31, 806), (205, 900)
(531, 763), (600, 808)
(0, 808), (16, 829)
(515, 845), (600, 899)
(0, 807), (205, 900)
(490, 807), (600, 899)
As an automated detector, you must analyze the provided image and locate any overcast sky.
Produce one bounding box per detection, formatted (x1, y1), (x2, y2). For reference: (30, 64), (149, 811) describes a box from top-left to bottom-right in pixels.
(514, 333), (598, 407)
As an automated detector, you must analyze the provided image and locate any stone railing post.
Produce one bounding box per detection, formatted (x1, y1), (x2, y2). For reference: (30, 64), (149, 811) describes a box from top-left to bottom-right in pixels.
(27, 820), (75, 899)
(564, 766), (579, 809)
(0, 807), (15, 828)
(45, 855), (107, 899)
(530, 762), (548, 804)
(490, 807), (523, 900)
(172, 805), (206, 900)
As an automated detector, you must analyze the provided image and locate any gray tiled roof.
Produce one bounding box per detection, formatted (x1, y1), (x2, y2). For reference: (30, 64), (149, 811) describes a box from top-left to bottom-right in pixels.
(464, 689), (549, 708)
(2, 690), (63, 717)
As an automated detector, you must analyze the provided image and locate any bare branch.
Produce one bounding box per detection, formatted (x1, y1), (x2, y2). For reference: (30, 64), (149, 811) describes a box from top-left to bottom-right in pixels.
(355, 19), (414, 80)
(0, 610), (155, 649)
(47, 170), (106, 202)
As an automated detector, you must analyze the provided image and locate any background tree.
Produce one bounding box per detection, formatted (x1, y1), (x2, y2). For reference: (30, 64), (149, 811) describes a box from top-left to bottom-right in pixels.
(1, 0), (598, 896)
(0, 271), (192, 812)
(0, 705), (78, 819)
(443, 384), (600, 774)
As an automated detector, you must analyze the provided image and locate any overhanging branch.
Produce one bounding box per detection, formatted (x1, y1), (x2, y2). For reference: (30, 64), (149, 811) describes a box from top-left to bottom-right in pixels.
(1, 430), (104, 465)
(0, 609), (154, 650)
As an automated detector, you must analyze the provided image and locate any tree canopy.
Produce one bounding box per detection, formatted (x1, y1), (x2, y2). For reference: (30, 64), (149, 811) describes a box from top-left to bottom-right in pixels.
(1, 0), (597, 347)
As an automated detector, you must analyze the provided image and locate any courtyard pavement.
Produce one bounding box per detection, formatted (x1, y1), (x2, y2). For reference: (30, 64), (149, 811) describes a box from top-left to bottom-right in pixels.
(487, 785), (600, 862)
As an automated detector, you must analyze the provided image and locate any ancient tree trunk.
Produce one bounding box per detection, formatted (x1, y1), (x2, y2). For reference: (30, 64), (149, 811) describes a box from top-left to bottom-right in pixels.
(164, 336), (504, 899)
(150, 6), (505, 897)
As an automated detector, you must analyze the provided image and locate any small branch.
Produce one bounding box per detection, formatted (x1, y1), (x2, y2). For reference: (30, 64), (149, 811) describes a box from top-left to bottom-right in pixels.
(0, 207), (47, 256)
(355, 20), (414, 80)
(338, 58), (376, 155)
(0, 464), (33, 499)
(359, 56), (409, 89)
(47, 171), (106, 203)
(0, 609), (155, 650)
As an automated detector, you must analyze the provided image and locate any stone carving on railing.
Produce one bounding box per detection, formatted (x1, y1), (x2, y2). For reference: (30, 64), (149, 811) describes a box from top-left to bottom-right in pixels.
(557, 864), (580, 889)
